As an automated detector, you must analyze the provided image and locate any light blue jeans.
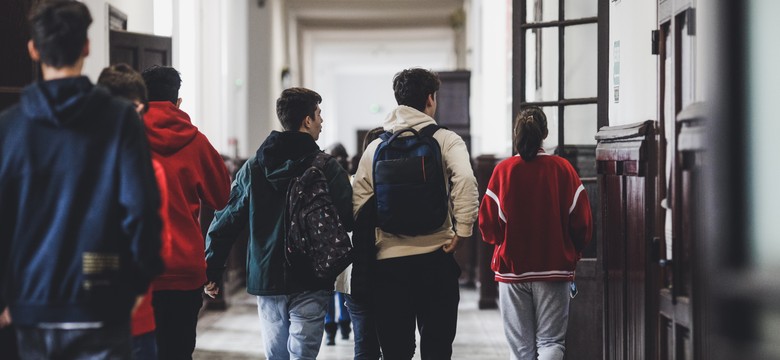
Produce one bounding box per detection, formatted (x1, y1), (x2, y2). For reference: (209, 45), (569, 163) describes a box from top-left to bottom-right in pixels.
(256, 290), (331, 360)
(498, 281), (571, 360)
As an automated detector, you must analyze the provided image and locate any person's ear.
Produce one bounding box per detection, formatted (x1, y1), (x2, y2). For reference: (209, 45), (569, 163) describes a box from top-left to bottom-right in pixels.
(82, 39), (90, 57)
(176, 98), (182, 108)
(543, 128), (549, 140)
(426, 93), (435, 108)
(27, 40), (40, 62)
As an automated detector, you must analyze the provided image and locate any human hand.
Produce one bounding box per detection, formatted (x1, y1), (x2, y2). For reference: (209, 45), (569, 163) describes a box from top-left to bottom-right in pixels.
(0, 307), (11, 328)
(204, 281), (220, 299)
(131, 295), (144, 315)
(442, 235), (464, 253)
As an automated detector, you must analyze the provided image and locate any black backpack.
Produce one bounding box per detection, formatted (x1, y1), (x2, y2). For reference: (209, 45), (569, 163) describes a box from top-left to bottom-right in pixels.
(372, 124), (449, 236)
(285, 152), (353, 282)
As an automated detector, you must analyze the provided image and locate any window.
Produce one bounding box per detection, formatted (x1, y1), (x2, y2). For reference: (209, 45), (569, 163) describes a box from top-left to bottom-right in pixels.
(515, 0), (602, 155)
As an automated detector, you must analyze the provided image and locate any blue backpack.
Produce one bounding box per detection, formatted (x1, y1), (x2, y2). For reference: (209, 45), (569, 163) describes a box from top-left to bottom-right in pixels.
(373, 124), (449, 236)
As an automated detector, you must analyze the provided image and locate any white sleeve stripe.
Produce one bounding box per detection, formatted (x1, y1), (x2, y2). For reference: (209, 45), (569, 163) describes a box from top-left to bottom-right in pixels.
(569, 184), (585, 214)
(485, 189), (507, 223)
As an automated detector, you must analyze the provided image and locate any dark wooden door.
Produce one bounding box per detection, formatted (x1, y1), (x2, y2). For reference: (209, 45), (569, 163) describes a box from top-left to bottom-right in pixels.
(0, 0), (40, 111)
(596, 121), (660, 360)
(434, 70), (477, 287)
(109, 30), (172, 72)
(434, 70), (471, 151)
(657, 1), (700, 358)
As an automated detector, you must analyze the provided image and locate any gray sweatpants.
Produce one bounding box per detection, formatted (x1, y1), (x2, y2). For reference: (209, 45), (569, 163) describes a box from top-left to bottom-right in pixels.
(498, 281), (571, 360)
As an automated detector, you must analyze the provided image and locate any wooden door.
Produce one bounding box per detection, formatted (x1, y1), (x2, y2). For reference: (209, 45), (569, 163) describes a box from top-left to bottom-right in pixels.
(434, 70), (477, 287)
(109, 30), (172, 72)
(0, 0), (40, 111)
(596, 121), (660, 360)
(657, 1), (700, 358)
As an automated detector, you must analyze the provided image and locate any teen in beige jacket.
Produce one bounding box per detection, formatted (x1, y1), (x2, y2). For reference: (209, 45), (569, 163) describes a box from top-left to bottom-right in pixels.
(351, 68), (478, 359)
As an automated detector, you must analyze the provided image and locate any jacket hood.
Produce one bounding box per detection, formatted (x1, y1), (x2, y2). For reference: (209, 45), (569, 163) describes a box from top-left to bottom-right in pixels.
(143, 101), (199, 155)
(383, 105), (437, 133)
(255, 130), (320, 191)
(20, 76), (109, 126)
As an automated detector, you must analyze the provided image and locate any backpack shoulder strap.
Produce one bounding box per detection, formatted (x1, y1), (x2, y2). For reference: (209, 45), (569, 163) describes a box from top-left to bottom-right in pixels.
(419, 124), (447, 138)
(312, 152), (331, 170)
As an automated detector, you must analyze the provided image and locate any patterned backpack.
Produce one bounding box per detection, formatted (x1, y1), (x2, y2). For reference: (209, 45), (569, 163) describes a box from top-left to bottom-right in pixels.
(285, 152), (353, 282)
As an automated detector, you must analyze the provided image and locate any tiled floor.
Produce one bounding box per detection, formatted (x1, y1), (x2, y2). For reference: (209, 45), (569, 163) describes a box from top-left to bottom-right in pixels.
(193, 287), (510, 359)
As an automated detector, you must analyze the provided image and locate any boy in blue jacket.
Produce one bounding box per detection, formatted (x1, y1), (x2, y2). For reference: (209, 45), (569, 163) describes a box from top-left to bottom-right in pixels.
(0, 1), (164, 358)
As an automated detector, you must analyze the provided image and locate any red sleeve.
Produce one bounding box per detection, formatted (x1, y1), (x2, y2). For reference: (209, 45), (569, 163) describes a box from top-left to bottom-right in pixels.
(478, 166), (506, 245)
(567, 169), (593, 255)
(196, 134), (231, 211)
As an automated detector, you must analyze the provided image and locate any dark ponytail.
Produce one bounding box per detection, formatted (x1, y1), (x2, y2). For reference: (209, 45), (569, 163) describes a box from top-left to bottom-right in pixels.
(513, 106), (548, 161)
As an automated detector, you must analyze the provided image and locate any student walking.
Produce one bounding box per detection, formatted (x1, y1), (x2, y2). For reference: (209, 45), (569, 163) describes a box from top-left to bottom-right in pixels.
(0, 2), (164, 358)
(141, 66), (231, 359)
(204, 88), (354, 360)
(478, 106), (593, 360)
(352, 68), (479, 359)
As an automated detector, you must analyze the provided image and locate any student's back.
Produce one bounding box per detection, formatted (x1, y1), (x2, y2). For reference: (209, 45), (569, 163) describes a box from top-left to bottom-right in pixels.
(0, 77), (162, 324)
(0, 3), (163, 358)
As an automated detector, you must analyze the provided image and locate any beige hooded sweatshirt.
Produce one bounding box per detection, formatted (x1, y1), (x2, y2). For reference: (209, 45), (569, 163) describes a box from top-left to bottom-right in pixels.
(352, 105), (479, 260)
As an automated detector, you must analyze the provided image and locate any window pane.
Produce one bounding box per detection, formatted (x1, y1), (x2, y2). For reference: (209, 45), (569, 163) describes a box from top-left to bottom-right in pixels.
(526, 0), (559, 23)
(564, 23), (598, 99)
(563, 104), (597, 145)
(542, 106), (559, 152)
(524, 27), (559, 102)
(565, 0), (597, 20)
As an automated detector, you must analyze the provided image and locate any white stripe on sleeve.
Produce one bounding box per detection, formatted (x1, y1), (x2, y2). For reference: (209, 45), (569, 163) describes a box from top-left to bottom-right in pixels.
(485, 189), (507, 223)
(569, 184), (585, 214)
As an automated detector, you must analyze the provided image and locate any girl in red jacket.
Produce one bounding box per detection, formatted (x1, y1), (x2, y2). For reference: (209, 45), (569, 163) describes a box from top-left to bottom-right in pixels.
(479, 106), (592, 360)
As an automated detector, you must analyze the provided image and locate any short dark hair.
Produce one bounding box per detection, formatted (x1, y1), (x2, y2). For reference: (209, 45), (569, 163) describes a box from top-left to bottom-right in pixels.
(98, 63), (148, 112)
(276, 88), (322, 131)
(392, 68), (440, 112)
(28, 0), (93, 68)
(513, 106), (548, 161)
(142, 66), (182, 104)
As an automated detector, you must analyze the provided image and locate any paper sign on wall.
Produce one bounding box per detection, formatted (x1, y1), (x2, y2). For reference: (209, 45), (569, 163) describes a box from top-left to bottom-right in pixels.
(613, 41), (620, 103)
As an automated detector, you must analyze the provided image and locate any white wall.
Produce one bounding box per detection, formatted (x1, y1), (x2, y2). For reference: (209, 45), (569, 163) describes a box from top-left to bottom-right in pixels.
(608, 0), (657, 126)
(244, 0), (286, 157)
(80, 0), (155, 80)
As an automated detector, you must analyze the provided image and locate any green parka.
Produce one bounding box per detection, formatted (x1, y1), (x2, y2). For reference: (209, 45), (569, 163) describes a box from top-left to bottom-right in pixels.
(205, 131), (354, 295)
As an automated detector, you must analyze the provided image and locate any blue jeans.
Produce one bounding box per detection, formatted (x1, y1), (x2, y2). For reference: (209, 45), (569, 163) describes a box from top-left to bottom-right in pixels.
(325, 292), (350, 324)
(498, 281), (571, 360)
(345, 294), (381, 360)
(132, 331), (157, 360)
(256, 290), (330, 360)
(16, 322), (132, 359)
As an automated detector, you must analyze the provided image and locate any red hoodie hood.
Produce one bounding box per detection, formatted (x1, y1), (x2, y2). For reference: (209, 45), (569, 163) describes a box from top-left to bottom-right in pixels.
(143, 101), (199, 155)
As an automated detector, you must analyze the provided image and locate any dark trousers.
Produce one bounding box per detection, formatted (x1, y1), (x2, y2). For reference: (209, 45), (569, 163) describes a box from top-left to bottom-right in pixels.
(152, 289), (203, 360)
(16, 323), (132, 359)
(372, 249), (461, 360)
(1, 326), (19, 360)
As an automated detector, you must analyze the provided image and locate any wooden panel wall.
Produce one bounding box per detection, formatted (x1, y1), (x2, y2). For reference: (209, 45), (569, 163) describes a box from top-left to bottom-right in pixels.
(596, 121), (659, 360)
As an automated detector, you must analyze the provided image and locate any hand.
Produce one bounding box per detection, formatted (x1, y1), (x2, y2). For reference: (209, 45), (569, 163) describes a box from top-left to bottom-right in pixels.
(0, 307), (11, 328)
(442, 235), (464, 253)
(204, 281), (220, 299)
(131, 295), (144, 315)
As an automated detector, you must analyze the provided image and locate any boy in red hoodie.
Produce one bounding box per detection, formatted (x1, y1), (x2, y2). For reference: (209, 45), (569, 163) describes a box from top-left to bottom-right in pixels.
(141, 66), (231, 359)
(98, 63), (174, 360)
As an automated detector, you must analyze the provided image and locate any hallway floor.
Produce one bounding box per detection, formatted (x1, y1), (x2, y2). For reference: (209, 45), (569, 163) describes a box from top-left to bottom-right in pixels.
(193, 287), (510, 359)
